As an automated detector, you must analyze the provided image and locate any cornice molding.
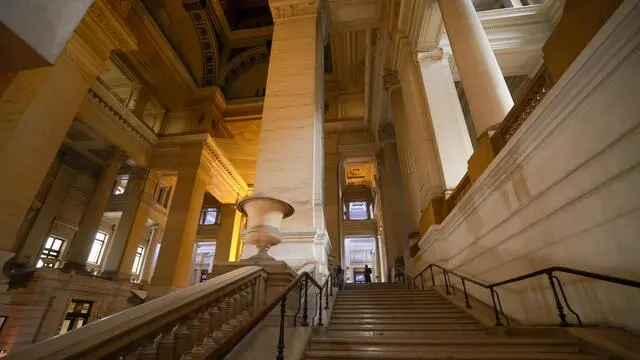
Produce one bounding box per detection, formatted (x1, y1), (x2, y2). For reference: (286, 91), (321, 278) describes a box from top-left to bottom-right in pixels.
(87, 81), (158, 147)
(201, 137), (249, 202)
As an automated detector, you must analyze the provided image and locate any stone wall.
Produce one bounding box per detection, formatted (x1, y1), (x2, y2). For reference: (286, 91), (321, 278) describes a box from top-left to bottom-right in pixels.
(0, 269), (134, 353)
(411, 1), (640, 332)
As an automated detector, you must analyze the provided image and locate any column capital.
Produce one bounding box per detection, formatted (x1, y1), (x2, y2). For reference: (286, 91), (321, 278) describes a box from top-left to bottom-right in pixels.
(383, 69), (400, 92)
(416, 48), (445, 63)
(108, 147), (128, 165)
(377, 122), (396, 143)
(269, 0), (319, 21)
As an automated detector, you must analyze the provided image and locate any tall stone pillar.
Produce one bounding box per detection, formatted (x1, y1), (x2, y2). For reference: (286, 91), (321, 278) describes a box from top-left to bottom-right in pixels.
(417, 49), (474, 190)
(151, 149), (207, 289)
(17, 160), (76, 265)
(140, 226), (163, 283)
(376, 123), (410, 270)
(324, 154), (341, 264)
(241, 0), (329, 266)
(0, 0), (136, 266)
(383, 73), (420, 234)
(439, 0), (513, 134)
(63, 149), (124, 272)
(101, 168), (150, 278)
(213, 204), (242, 264)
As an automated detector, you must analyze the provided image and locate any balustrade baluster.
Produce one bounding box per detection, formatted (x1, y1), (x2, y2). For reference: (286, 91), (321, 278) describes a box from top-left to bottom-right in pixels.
(198, 310), (212, 340)
(173, 323), (191, 359)
(187, 317), (202, 349)
(157, 326), (177, 360)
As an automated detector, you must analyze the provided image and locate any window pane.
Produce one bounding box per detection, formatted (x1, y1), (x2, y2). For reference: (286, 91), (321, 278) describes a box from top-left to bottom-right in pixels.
(95, 232), (107, 241)
(201, 208), (218, 225)
(52, 239), (63, 251)
(348, 202), (368, 220)
(87, 240), (104, 264)
(45, 237), (53, 249)
(113, 175), (129, 195)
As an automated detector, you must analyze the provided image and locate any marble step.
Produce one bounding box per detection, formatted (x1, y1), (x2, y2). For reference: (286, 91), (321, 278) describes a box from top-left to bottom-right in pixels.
(331, 308), (465, 315)
(328, 323), (482, 331)
(329, 317), (478, 325)
(309, 336), (579, 353)
(330, 312), (472, 320)
(304, 349), (605, 360)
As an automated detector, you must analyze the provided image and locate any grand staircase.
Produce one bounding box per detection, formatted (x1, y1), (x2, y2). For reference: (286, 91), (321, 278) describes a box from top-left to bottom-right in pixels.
(304, 284), (607, 359)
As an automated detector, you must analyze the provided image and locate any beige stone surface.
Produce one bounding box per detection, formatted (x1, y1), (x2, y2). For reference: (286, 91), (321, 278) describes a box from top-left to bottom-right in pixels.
(253, 14), (321, 229)
(413, 3), (640, 332)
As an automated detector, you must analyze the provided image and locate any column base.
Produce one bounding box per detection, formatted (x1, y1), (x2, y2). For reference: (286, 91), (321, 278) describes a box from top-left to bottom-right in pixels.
(60, 261), (92, 276)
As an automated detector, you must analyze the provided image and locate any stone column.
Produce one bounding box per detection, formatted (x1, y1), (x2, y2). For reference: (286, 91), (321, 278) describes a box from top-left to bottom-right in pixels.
(0, 0), (136, 266)
(240, 0), (328, 263)
(376, 123), (410, 267)
(324, 154), (341, 263)
(383, 73), (420, 234)
(213, 204), (242, 265)
(63, 149), (124, 272)
(151, 152), (207, 289)
(100, 168), (149, 278)
(417, 49), (474, 190)
(17, 160), (76, 265)
(140, 226), (163, 283)
(439, 0), (513, 134)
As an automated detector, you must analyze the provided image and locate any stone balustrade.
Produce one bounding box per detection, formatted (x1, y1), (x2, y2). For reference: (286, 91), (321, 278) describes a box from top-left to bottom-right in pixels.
(3, 266), (267, 360)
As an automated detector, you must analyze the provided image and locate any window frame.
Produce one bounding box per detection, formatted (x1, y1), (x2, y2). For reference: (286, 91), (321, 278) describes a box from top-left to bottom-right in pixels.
(36, 236), (65, 268)
(59, 300), (93, 335)
(131, 245), (145, 274)
(112, 174), (130, 195)
(199, 208), (219, 225)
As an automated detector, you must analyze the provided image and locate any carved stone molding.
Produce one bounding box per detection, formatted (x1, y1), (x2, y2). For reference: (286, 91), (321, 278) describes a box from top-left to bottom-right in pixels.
(86, 82), (157, 147)
(416, 48), (444, 63)
(382, 69), (400, 92)
(201, 137), (249, 202)
(270, 0), (318, 21)
(377, 122), (396, 143)
(221, 46), (269, 92)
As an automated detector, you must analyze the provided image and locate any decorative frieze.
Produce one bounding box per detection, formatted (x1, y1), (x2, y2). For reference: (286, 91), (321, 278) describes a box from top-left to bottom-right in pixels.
(382, 69), (400, 92)
(270, 0), (318, 21)
(182, 0), (220, 87)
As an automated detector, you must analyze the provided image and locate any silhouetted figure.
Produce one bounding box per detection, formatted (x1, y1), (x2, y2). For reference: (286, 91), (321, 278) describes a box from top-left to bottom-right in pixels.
(335, 265), (344, 289)
(364, 264), (372, 284)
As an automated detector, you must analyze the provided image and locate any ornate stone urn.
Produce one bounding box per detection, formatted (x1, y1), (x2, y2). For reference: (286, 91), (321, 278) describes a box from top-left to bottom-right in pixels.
(237, 196), (294, 259)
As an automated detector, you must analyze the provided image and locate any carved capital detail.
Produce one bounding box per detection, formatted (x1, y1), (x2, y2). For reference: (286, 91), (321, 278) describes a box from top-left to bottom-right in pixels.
(383, 69), (400, 92)
(377, 122), (396, 143)
(270, 0), (318, 21)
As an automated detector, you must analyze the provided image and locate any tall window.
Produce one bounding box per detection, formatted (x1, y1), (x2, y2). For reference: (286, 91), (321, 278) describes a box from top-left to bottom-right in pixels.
(131, 246), (144, 274)
(112, 175), (129, 195)
(36, 236), (64, 268)
(59, 300), (93, 334)
(154, 184), (172, 209)
(199, 208), (218, 225)
(87, 231), (108, 265)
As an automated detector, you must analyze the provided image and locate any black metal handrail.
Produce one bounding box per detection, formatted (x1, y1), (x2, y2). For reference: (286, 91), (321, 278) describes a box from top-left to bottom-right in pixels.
(209, 271), (333, 360)
(412, 264), (640, 327)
